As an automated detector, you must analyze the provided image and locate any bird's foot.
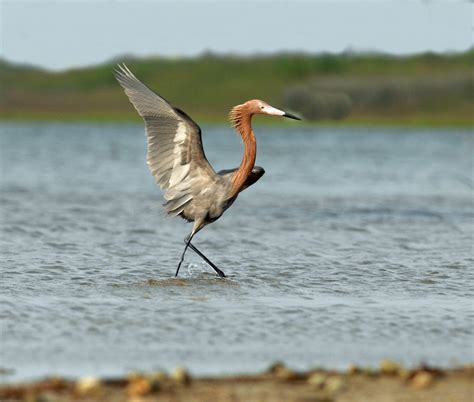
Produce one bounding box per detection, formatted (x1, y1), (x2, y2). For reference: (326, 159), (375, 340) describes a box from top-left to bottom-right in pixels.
(186, 240), (226, 278)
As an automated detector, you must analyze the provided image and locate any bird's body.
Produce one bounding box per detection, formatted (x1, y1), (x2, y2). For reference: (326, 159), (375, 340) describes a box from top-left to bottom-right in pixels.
(114, 64), (299, 277)
(177, 172), (235, 225)
(181, 165), (265, 225)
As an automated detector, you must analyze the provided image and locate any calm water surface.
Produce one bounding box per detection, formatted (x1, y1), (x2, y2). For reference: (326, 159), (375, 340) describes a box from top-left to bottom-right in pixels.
(1, 122), (473, 381)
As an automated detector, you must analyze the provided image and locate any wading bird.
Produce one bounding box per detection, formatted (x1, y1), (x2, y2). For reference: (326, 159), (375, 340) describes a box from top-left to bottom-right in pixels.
(114, 64), (300, 278)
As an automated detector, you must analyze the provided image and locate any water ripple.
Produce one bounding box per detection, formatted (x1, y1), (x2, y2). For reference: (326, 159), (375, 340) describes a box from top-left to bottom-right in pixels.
(1, 123), (472, 380)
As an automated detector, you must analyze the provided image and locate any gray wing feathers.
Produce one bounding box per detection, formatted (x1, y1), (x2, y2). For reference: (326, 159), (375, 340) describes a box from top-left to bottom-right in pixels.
(114, 64), (215, 216)
(114, 64), (175, 119)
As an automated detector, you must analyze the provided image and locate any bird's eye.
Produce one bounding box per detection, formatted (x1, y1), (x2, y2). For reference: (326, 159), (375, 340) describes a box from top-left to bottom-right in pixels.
(260, 106), (264, 109)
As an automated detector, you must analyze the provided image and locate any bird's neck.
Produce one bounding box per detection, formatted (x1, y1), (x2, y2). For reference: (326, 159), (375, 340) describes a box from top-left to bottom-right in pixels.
(229, 109), (256, 198)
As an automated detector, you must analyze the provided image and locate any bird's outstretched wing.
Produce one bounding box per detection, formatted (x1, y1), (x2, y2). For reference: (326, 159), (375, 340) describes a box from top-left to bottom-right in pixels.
(114, 64), (216, 216)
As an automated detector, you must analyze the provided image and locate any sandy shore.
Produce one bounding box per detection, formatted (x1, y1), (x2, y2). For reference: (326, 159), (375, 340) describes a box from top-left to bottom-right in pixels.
(1, 363), (472, 402)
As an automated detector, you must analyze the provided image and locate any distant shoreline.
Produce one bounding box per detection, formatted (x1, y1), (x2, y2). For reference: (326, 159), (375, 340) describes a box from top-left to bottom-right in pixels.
(1, 51), (472, 129)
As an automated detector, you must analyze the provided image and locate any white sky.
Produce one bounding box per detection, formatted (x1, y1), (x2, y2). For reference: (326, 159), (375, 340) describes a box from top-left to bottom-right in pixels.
(1, 0), (472, 71)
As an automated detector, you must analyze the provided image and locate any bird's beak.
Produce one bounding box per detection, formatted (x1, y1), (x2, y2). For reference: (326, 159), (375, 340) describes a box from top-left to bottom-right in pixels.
(283, 112), (301, 120)
(264, 105), (302, 120)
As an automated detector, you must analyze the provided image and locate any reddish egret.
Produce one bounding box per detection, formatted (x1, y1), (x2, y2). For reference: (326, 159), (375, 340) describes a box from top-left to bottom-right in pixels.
(114, 64), (300, 277)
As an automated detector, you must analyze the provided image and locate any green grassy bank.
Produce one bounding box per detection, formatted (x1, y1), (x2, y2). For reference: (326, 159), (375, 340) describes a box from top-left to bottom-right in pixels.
(1, 51), (473, 126)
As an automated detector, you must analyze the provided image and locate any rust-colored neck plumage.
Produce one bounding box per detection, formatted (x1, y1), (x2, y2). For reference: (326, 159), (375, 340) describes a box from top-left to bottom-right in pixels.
(228, 104), (256, 197)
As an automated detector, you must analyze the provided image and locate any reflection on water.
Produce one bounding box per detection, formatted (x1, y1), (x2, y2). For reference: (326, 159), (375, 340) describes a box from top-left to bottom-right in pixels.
(0, 122), (473, 380)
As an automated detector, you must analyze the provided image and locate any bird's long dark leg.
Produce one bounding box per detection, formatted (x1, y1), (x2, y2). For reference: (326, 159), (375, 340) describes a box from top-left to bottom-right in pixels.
(187, 241), (226, 278)
(175, 233), (195, 277)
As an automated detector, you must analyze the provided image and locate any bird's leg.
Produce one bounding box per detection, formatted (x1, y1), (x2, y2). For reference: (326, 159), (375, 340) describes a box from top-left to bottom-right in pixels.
(175, 233), (195, 277)
(187, 241), (226, 278)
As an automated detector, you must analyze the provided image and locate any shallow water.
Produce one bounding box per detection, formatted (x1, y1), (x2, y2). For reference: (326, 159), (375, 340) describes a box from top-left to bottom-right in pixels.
(1, 122), (473, 381)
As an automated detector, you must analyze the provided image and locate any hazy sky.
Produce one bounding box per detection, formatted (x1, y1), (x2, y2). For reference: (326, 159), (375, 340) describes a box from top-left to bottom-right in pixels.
(1, 0), (472, 70)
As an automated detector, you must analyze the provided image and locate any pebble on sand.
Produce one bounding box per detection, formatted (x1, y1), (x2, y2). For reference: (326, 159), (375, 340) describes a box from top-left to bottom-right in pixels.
(411, 371), (434, 389)
(171, 367), (191, 385)
(325, 376), (345, 393)
(127, 377), (153, 396)
(307, 373), (327, 388)
(75, 376), (102, 396)
(307, 373), (345, 394)
(347, 364), (360, 375)
(380, 359), (402, 375)
(273, 366), (300, 381)
(148, 370), (168, 388)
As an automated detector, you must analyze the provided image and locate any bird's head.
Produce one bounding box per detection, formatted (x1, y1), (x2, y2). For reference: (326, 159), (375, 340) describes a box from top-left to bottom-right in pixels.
(246, 99), (301, 120)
